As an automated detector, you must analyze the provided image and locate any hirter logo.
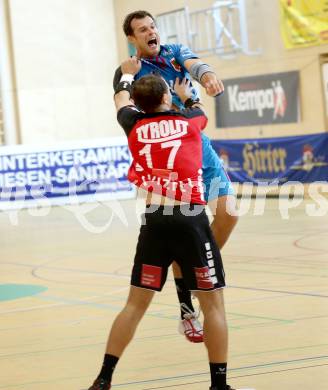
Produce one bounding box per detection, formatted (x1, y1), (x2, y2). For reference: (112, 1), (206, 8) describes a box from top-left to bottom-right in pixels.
(302, 144), (314, 171)
(290, 143), (328, 172)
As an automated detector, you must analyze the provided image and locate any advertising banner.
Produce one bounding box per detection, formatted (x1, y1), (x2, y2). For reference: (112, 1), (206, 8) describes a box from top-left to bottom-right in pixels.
(280, 0), (328, 49)
(0, 137), (135, 210)
(211, 133), (328, 184)
(323, 63), (328, 117)
(215, 71), (300, 128)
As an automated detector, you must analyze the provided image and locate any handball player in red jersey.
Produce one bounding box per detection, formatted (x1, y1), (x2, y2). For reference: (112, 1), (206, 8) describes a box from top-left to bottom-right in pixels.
(86, 57), (245, 390)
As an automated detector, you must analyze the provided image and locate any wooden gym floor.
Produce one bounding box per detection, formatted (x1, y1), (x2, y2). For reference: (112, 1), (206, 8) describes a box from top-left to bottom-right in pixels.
(0, 197), (327, 390)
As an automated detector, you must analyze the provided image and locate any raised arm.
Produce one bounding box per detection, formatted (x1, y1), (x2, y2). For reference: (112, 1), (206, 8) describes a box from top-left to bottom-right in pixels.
(114, 57), (141, 111)
(183, 58), (224, 97)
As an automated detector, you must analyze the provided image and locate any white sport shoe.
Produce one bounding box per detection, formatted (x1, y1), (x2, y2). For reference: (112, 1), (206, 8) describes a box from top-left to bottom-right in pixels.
(178, 303), (204, 343)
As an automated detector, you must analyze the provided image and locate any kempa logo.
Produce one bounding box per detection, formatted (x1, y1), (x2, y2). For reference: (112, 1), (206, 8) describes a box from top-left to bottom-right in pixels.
(228, 80), (287, 119)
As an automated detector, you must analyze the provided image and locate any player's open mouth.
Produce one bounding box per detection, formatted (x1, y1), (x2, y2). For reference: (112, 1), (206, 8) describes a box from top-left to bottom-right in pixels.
(148, 38), (158, 48)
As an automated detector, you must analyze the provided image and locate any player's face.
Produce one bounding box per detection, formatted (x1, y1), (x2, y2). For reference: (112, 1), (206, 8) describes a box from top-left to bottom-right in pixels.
(129, 16), (160, 57)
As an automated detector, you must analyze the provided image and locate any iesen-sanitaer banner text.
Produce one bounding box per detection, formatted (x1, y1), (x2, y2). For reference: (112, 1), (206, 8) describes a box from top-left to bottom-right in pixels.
(0, 137), (135, 210)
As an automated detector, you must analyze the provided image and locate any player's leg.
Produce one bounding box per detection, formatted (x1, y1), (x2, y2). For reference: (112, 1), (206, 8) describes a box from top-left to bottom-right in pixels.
(202, 133), (238, 251)
(195, 289), (227, 361)
(172, 261), (196, 316)
(194, 289), (229, 390)
(172, 261), (204, 342)
(105, 286), (154, 356)
(173, 171), (237, 343)
(173, 205), (240, 390)
(208, 194), (238, 250)
(173, 157), (237, 343)
(88, 286), (154, 390)
(87, 209), (170, 390)
(172, 261), (195, 317)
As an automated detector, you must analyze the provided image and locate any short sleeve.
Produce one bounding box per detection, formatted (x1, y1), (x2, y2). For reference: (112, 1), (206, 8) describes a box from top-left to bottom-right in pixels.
(117, 106), (143, 136)
(183, 107), (208, 131)
(172, 44), (199, 66)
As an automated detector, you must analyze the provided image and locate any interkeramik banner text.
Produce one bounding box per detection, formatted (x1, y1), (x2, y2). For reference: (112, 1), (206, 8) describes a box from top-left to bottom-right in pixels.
(0, 137), (135, 210)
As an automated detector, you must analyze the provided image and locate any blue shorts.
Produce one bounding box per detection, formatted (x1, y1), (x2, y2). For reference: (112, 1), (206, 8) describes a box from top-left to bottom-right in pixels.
(202, 133), (235, 202)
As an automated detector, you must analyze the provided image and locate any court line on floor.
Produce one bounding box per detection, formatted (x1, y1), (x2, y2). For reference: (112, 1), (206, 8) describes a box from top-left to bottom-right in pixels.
(227, 265), (327, 278)
(229, 285), (328, 298)
(1, 357), (327, 389)
(142, 363), (328, 389)
(0, 290), (294, 325)
(4, 260), (328, 294)
(4, 260), (326, 299)
(293, 231), (328, 254)
(113, 355), (328, 387)
(99, 343), (328, 374)
(110, 356), (328, 388)
(0, 286), (129, 316)
(0, 306), (311, 359)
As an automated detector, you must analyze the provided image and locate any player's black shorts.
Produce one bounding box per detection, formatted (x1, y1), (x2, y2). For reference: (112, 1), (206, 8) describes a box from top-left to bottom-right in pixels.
(131, 205), (226, 292)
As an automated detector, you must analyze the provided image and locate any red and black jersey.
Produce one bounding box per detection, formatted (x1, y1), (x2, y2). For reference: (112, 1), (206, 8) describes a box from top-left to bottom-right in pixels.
(117, 105), (208, 204)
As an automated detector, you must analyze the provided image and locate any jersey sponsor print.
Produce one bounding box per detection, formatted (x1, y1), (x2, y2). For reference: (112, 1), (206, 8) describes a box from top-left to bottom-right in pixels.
(117, 106), (208, 204)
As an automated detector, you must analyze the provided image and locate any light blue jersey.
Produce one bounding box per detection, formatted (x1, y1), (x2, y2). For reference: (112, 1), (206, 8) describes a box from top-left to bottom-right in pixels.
(134, 44), (234, 200)
(135, 44), (198, 109)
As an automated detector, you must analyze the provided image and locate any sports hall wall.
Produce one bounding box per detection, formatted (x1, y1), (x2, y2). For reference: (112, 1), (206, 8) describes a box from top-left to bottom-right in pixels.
(3, 0), (121, 145)
(3, 0), (327, 144)
(113, 0), (328, 141)
(0, 1), (327, 209)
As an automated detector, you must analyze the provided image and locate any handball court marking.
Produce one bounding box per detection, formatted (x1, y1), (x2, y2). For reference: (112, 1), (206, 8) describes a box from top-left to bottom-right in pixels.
(0, 198), (327, 390)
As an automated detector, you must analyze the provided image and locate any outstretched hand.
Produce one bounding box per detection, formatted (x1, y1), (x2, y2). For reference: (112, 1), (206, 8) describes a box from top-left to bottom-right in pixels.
(201, 72), (224, 97)
(121, 56), (141, 75)
(173, 77), (193, 103)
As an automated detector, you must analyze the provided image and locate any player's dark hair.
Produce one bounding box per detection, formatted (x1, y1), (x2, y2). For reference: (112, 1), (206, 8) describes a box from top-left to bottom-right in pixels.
(123, 10), (156, 36)
(131, 74), (168, 113)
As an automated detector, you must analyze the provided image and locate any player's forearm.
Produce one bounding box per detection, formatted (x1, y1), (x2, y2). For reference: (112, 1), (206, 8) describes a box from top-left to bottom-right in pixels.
(114, 73), (134, 111)
(113, 57), (141, 111)
(184, 58), (224, 97)
(175, 91), (190, 104)
(114, 90), (131, 111)
(184, 59), (215, 82)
